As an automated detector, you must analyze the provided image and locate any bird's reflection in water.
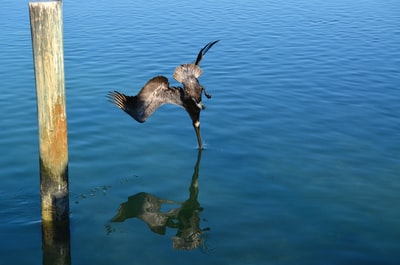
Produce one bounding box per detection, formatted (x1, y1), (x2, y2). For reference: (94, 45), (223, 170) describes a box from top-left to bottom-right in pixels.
(111, 150), (209, 251)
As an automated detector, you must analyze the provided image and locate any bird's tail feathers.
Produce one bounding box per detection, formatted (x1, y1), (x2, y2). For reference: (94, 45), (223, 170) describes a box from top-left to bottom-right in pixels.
(173, 64), (202, 83)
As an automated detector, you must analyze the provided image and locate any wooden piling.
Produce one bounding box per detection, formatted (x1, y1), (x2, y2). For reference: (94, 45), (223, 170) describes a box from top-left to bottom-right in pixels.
(29, 1), (69, 222)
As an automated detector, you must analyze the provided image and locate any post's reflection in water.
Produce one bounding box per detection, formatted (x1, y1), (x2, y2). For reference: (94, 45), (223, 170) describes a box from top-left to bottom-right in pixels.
(42, 219), (71, 265)
(110, 149), (210, 251)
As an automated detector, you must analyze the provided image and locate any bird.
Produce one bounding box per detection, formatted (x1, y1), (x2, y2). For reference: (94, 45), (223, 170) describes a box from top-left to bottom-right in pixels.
(107, 40), (219, 149)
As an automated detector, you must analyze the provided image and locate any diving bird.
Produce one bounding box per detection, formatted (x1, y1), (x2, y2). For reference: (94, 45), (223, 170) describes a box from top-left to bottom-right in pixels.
(107, 40), (219, 149)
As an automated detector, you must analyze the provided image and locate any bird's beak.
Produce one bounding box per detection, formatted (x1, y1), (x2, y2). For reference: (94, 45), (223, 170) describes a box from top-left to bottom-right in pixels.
(193, 122), (204, 149)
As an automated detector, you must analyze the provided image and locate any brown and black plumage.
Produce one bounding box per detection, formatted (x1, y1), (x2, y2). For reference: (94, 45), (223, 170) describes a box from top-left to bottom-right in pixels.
(107, 40), (219, 149)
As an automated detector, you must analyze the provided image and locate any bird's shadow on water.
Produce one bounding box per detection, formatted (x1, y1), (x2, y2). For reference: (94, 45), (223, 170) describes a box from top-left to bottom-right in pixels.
(105, 149), (212, 252)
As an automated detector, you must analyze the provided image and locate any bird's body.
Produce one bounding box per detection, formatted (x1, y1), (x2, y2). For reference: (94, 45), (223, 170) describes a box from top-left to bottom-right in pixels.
(108, 40), (219, 149)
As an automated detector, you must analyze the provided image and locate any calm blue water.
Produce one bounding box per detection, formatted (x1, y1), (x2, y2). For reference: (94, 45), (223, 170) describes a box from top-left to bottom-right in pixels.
(1, 0), (400, 264)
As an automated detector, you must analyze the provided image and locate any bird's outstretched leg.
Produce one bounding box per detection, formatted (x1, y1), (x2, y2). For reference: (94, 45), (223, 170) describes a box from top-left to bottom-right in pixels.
(203, 88), (212, 99)
(193, 121), (204, 149)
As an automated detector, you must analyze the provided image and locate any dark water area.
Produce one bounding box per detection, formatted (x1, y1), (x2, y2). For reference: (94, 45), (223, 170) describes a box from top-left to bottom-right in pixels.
(1, 0), (400, 264)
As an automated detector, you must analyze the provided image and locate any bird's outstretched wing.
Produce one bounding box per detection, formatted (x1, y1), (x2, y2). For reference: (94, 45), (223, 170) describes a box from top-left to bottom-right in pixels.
(108, 76), (183, 123)
(195, 40), (219, 65)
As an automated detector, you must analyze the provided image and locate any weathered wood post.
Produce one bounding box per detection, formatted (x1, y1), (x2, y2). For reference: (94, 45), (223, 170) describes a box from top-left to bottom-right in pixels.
(29, 0), (69, 222)
(29, 2), (71, 264)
